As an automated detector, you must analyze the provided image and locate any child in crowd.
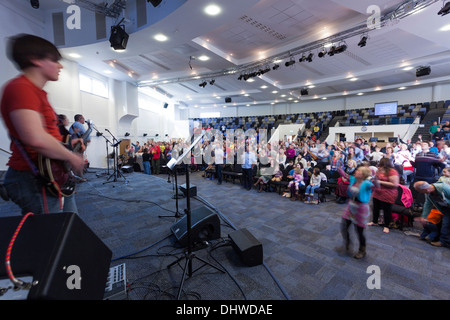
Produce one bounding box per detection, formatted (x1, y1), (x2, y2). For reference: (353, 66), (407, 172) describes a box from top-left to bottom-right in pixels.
(420, 208), (443, 243)
(339, 166), (374, 259)
(438, 167), (450, 184)
(304, 167), (321, 204)
(288, 165), (305, 201)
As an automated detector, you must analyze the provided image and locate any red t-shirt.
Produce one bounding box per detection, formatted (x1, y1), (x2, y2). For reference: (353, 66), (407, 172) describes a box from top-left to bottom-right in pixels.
(151, 145), (161, 159)
(1, 75), (62, 171)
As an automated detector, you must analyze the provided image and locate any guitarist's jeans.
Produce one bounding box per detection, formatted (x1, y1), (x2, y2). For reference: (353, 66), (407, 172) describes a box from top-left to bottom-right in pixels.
(3, 168), (78, 215)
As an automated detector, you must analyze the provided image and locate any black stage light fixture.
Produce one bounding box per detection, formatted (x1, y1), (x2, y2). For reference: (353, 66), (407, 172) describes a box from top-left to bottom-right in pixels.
(438, 1), (450, 16)
(328, 46), (336, 56)
(299, 54), (307, 62)
(318, 49), (327, 58)
(416, 66), (431, 77)
(30, 0), (39, 9)
(109, 20), (129, 50)
(147, 0), (163, 7)
(358, 36), (368, 47)
(285, 58), (295, 67)
(209, 79), (215, 85)
(124, 132), (130, 137)
(300, 88), (309, 96)
(335, 43), (347, 54)
(272, 64), (280, 70)
(199, 81), (207, 88)
(305, 53), (314, 62)
(238, 74), (243, 80)
(143, 133), (147, 137)
(225, 97), (232, 103)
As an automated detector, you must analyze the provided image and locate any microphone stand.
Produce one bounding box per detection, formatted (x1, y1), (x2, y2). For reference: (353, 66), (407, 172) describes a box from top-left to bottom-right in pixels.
(165, 133), (224, 300)
(159, 164), (183, 219)
(103, 129), (128, 185)
(92, 126), (111, 177)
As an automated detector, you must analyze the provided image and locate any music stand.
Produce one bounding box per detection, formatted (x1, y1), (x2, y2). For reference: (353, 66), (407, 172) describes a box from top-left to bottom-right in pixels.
(103, 129), (128, 185)
(166, 133), (224, 299)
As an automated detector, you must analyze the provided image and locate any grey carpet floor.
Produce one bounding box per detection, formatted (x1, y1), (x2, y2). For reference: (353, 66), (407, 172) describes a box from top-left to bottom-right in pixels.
(1, 167), (449, 301)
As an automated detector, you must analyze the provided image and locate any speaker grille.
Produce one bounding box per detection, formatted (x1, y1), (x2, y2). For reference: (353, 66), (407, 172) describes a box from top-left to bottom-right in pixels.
(52, 12), (65, 46)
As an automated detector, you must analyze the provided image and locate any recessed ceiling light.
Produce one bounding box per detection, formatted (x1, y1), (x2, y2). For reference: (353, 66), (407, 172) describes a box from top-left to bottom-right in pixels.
(272, 91), (278, 94)
(307, 85), (315, 88)
(322, 97), (327, 100)
(204, 4), (221, 16)
(439, 24), (450, 31)
(398, 86), (406, 90)
(154, 34), (168, 42)
(68, 53), (81, 59)
(349, 77), (358, 81)
(402, 66), (414, 71)
(356, 92), (364, 95)
(198, 55), (210, 61)
(260, 85), (268, 89)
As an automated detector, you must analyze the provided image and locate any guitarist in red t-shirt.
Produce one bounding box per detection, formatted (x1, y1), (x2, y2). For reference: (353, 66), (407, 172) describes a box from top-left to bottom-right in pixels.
(0, 34), (84, 215)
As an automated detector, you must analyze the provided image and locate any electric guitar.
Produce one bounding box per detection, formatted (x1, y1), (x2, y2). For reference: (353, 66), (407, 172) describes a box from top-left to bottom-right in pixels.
(37, 120), (93, 197)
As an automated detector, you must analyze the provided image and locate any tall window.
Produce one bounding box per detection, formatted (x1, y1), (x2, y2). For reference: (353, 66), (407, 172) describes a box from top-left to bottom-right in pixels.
(79, 73), (108, 98)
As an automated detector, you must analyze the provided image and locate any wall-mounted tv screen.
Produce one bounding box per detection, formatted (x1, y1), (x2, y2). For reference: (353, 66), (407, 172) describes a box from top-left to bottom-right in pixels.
(374, 101), (398, 116)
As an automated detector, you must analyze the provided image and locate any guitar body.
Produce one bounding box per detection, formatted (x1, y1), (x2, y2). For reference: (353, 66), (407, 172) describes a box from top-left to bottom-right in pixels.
(37, 155), (76, 197)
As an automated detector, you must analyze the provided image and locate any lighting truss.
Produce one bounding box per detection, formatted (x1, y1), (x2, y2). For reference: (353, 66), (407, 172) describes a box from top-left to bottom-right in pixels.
(138, 0), (440, 88)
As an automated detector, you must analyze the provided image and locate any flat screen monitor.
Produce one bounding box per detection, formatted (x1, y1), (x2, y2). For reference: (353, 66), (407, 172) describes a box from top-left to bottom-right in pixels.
(374, 101), (398, 116)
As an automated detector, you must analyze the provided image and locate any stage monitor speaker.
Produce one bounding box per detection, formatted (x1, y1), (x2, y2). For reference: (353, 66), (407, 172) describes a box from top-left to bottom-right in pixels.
(170, 206), (220, 247)
(179, 183), (197, 197)
(0, 212), (112, 300)
(229, 228), (263, 267)
(388, 137), (398, 142)
(148, 0), (162, 7)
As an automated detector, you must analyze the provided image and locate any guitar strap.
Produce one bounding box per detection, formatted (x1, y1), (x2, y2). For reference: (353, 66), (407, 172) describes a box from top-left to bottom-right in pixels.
(9, 135), (63, 213)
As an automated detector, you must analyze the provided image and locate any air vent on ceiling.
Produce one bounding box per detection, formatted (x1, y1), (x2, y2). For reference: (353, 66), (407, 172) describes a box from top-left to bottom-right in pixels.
(239, 15), (286, 40)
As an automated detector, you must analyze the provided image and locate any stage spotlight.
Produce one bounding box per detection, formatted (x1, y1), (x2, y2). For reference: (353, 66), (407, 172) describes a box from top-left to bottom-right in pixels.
(328, 46), (336, 56)
(285, 58), (295, 67)
(299, 54), (307, 62)
(318, 49), (327, 58)
(300, 88), (309, 96)
(143, 133), (147, 137)
(199, 81), (207, 88)
(438, 1), (450, 16)
(125, 132), (130, 137)
(305, 53), (314, 62)
(209, 79), (215, 85)
(30, 0), (39, 9)
(416, 66), (431, 77)
(109, 21), (129, 50)
(147, 0), (162, 7)
(335, 43), (347, 54)
(358, 36), (368, 47)
(272, 64), (280, 70)
(238, 75), (243, 80)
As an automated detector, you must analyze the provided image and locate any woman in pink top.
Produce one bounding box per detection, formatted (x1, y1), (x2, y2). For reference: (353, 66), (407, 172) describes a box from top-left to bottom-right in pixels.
(369, 158), (399, 233)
